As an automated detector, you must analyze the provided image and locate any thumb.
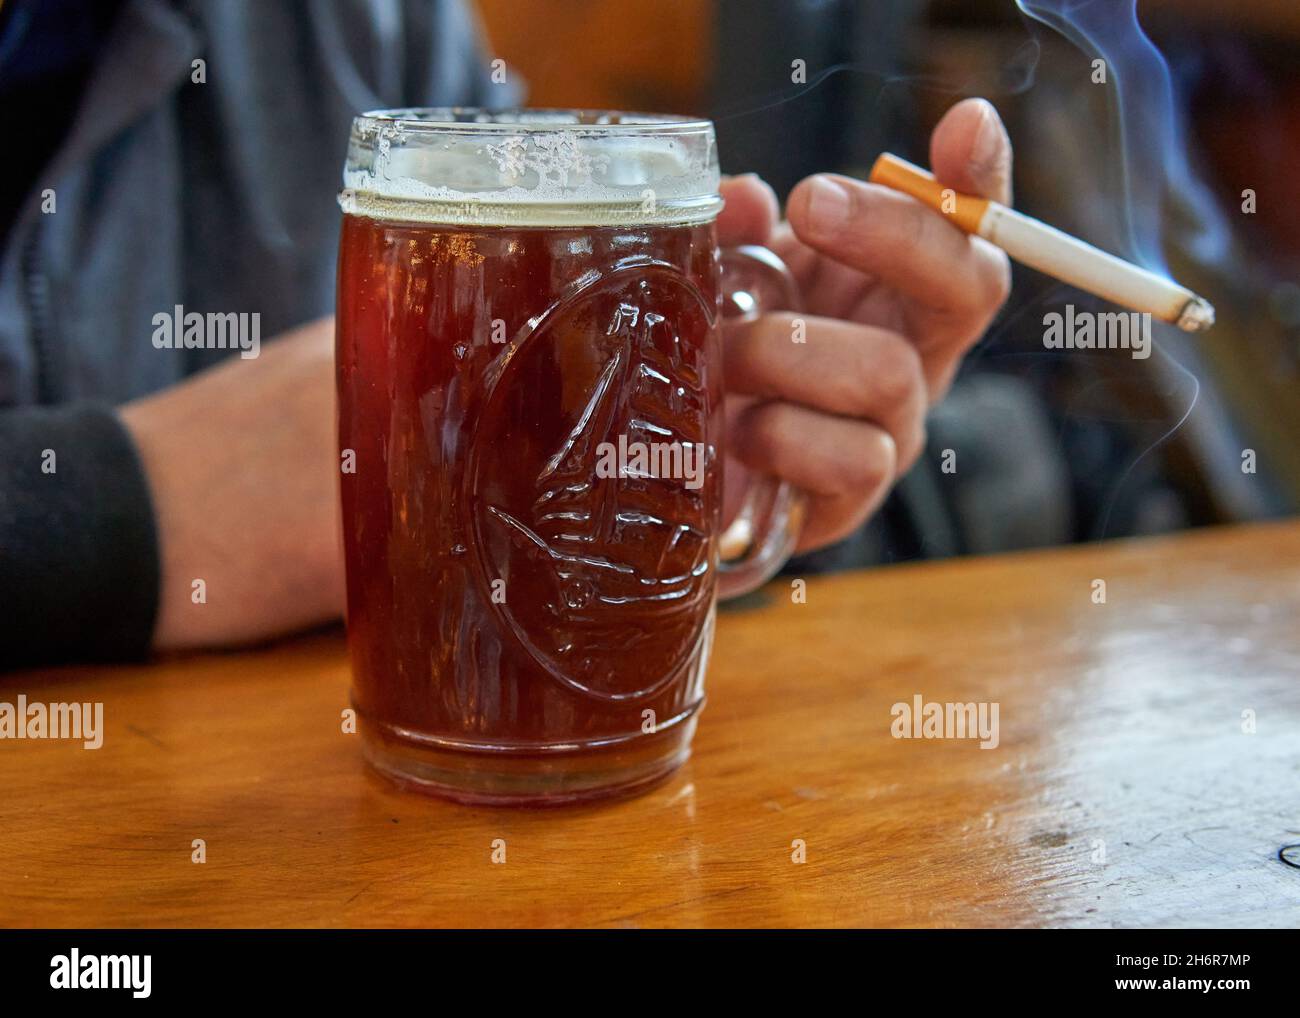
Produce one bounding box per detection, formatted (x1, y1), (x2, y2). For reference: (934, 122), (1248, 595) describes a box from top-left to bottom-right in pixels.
(716, 174), (780, 247)
(929, 98), (1013, 206)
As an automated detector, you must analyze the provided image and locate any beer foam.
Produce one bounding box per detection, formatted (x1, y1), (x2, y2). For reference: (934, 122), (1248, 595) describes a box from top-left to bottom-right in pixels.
(340, 110), (723, 227)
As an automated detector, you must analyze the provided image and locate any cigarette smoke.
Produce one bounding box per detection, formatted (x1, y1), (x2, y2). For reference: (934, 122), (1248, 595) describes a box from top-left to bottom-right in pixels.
(1012, 0), (1273, 534)
(1014, 0), (1230, 275)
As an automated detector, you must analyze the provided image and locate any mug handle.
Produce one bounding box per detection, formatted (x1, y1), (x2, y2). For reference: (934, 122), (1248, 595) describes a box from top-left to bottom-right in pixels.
(716, 244), (808, 599)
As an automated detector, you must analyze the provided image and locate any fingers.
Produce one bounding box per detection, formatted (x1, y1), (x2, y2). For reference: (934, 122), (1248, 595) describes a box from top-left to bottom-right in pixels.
(716, 174), (780, 247)
(718, 100), (1016, 554)
(930, 97), (1013, 205)
(721, 313), (925, 551)
(786, 174), (1004, 325)
(724, 313), (927, 471)
(783, 98), (1015, 400)
(728, 400), (897, 551)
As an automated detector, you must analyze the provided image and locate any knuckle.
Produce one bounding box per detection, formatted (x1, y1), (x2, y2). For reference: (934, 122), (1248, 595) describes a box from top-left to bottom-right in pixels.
(979, 251), (1013, 309)
(898, 201), (931, 255)
(845, 430), (897, 493)
(877, 430), (900, 478)
(853, 187), (916, 253)
(819, 501), (869, 548)
(866, 338), (924, 410)
(899, 420), (927, 473)
(741, 401), (789, 464)
(834, 182), (866, 239)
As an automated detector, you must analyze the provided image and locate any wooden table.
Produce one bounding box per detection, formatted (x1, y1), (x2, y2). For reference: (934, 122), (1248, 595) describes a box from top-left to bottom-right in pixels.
(4, 521), (1299, 928)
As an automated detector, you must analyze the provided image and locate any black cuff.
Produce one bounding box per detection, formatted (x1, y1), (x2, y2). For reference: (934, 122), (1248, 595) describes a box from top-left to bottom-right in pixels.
(0, 402), (160, 668)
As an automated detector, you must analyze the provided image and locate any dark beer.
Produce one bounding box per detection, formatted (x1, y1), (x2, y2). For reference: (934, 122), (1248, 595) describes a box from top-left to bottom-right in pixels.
(337, 211), (724, 803)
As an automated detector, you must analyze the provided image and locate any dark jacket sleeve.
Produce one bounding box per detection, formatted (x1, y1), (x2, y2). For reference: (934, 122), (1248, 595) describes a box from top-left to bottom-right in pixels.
(0, 403), (159, 668)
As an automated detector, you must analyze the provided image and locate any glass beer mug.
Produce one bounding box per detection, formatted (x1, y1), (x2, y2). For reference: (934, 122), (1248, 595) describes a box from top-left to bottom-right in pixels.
(336, 109), (803, 804)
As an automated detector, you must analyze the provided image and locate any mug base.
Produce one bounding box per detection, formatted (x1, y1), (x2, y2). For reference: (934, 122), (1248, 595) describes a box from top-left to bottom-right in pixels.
(358, 715), (698, 807)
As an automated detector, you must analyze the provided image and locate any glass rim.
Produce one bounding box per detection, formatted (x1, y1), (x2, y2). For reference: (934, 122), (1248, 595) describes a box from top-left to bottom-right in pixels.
(342, 106), (722, 226)
(353, 107), (715, 137)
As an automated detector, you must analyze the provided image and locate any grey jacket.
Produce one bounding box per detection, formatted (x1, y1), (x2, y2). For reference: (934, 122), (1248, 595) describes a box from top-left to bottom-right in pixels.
(0, 0), (504, 664)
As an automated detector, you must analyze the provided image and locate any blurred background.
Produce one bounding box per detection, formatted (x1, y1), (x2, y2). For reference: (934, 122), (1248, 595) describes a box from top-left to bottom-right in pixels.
(477, 0), (1300, 570)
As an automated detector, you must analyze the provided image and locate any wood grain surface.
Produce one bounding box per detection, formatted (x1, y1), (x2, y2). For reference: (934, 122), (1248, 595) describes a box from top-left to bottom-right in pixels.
(3, 521), (1299, 928)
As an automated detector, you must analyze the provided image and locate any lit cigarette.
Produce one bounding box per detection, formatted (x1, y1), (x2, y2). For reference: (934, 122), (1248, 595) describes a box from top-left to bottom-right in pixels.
(869, 153), (1215, 332)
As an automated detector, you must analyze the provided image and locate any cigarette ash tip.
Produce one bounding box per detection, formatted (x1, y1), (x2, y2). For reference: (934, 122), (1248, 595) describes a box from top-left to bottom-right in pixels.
(1177, 296), (1215, 333)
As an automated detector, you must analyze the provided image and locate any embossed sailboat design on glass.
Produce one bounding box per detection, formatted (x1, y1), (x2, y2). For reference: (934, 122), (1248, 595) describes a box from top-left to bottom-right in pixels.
(339, 109), (800, 801)
(475, 287), (720, 703)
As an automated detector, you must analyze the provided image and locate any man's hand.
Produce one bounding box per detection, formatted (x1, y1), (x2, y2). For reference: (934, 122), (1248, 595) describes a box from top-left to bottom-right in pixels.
(717, 97), (1013, 552)
(120, 318), (343, 649)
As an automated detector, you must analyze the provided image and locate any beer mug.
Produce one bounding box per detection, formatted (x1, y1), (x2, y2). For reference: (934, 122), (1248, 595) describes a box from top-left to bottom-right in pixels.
(337, 109), (804, 804)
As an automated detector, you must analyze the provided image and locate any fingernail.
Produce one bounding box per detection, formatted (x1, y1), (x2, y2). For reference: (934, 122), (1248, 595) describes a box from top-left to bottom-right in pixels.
(969, 99), (1001, 172)
(805, 176), (849, 235)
